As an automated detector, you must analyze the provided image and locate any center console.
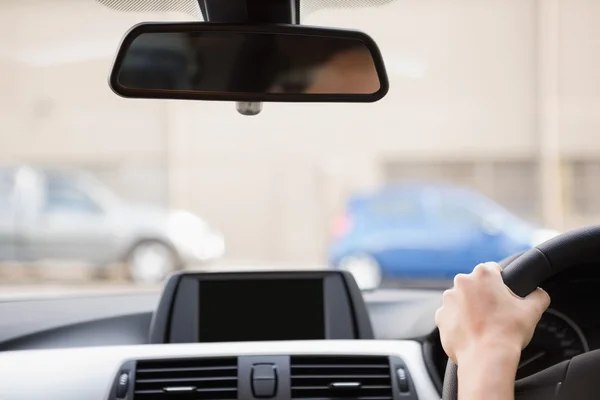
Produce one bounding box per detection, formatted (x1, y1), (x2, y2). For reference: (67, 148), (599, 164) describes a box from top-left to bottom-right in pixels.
(98, 271), (430, 400)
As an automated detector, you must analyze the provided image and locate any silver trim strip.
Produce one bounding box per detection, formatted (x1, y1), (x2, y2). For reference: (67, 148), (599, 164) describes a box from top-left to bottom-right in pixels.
(0, 340), (440, 400)
(164, 386), (196, 392)
(331, 382), (361, 388)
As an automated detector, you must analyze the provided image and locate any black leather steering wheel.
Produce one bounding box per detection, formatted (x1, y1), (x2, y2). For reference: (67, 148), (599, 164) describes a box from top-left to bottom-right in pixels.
(442, 226), (600, 400)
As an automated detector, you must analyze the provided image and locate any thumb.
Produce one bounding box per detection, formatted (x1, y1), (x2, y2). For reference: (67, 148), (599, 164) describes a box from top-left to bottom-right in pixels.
(523, 287), (551, 315)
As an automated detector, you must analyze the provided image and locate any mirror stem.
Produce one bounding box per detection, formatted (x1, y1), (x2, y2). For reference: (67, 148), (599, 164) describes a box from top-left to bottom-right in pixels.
(236, 102), (263, 116)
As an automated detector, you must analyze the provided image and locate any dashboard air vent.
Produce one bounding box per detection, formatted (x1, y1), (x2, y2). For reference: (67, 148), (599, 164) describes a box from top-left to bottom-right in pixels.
(290, 355), (393, 400)
(134, 357), (237, 400)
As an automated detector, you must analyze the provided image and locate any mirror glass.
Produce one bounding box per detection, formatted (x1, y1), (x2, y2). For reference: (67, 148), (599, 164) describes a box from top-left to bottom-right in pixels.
(115, 31), (382, 96)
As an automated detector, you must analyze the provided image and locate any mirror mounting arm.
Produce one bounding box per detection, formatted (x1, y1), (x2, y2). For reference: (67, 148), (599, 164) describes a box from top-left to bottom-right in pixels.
(198, 0), (300, 24)
(197, 0), (299, 115)
(236, 102), (263, 116)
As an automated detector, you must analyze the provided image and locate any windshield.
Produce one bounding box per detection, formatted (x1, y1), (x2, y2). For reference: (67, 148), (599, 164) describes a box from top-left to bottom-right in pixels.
(0, 0), (597, 296)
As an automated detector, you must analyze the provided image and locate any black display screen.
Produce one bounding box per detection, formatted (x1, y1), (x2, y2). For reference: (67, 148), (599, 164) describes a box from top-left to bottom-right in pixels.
(198, 278), (325, 342)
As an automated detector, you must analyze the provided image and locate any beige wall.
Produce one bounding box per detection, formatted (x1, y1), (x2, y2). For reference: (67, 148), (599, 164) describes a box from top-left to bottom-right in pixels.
(2, 0), (600, 263)
(309, 0), (540, 158)
(559, 0), (600, 156)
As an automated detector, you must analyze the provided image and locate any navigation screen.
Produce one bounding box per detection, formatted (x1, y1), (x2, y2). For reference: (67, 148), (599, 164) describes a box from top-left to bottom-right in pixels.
(198, 278), (325, 342)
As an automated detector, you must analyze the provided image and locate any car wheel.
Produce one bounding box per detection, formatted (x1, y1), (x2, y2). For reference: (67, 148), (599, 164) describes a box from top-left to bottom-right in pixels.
(338, 253), (382, 290)
(127, 240), (178, 285)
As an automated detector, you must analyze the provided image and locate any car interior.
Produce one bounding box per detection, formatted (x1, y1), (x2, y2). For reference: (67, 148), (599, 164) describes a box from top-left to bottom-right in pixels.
(2, 0), (600, 400)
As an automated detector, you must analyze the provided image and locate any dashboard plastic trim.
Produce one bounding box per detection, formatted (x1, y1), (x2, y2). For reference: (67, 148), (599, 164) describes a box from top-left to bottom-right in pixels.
(0, 340), (439, 400)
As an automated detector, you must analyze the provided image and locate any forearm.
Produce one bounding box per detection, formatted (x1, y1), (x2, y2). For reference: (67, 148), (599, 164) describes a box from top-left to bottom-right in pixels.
(457, 345), (520, 400)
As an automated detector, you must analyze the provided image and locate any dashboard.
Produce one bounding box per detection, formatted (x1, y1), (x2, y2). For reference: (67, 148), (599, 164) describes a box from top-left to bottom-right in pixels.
(0, 264), (598, 400)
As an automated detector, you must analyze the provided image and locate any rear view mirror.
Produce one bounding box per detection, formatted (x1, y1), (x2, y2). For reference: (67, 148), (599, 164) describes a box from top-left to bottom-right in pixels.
(109, 23), (389, 103)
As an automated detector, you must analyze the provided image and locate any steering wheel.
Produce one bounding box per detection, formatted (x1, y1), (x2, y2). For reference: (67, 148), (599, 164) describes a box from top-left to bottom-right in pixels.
(442, 226), (600, 400)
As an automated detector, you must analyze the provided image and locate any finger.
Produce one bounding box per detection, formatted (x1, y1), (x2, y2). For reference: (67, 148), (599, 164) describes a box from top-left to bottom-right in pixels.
(523, 287), (551, 314)
(453, 273), (469, 288)
(472, 262), (502, 275)
(442, 288), (454, 300)
(485, 261), (503, 273)
(434, 307), (443, 327)
(479, 261), (503, 276)
(478, 262), (523, 298)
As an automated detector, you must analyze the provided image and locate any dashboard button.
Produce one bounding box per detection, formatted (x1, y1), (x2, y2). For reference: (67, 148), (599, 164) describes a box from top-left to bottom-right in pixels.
(252, 364), (277, 398)
(396, 367), (410, 393)
(252, 364), (276, 380)
(116, 371), (129, 399)
(252, 379), (277, 398)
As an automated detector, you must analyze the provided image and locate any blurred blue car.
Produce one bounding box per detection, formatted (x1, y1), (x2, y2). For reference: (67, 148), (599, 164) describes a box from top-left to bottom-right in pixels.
(328, 183), (559, 289)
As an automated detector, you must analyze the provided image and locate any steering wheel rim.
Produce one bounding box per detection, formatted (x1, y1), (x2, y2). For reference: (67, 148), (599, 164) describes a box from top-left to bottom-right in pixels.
(441, 226), (600, 400)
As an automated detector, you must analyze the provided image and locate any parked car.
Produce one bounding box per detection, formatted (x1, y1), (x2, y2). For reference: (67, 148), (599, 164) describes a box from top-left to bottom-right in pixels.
(0, 165), (225, 283)
(328, 183), (559, 289)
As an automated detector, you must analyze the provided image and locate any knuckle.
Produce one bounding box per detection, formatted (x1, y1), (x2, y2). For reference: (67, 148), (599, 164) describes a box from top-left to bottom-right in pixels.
(539, 289), (551, 308)
(442, 289), (453, 300)
(453, 273), (469, 287)
(473, 263), (493, 276)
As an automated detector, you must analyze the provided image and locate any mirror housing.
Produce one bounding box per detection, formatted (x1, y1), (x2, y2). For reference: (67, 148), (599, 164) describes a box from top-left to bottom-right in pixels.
(109, 22), (389, 103)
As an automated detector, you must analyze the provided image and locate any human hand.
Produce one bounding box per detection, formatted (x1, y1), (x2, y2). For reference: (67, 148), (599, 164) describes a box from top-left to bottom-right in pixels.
(435, 262), (550, 365)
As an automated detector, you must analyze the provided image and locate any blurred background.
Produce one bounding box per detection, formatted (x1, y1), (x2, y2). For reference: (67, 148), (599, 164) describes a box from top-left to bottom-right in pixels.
(1, 0), (599, 295)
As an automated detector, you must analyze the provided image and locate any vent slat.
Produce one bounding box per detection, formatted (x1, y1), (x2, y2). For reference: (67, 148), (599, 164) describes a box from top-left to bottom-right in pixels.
(293, 364), (389, 369)
(292, 397), (392, 400)
(134, 357), (238, 400)
(290, 355), (393, 400)
(136, 376), (237, 383)
(197, 388), (238, 393)
(292, 385), (392, 390)
(137, 366), (237, 373)
(135, 388), (237, 394)
(292, 374), (390, 379)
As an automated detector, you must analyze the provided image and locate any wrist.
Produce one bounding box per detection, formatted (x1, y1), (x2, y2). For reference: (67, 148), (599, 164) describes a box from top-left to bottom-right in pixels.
(457, 341), (520, 400)
(457, 337), (521, 368)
